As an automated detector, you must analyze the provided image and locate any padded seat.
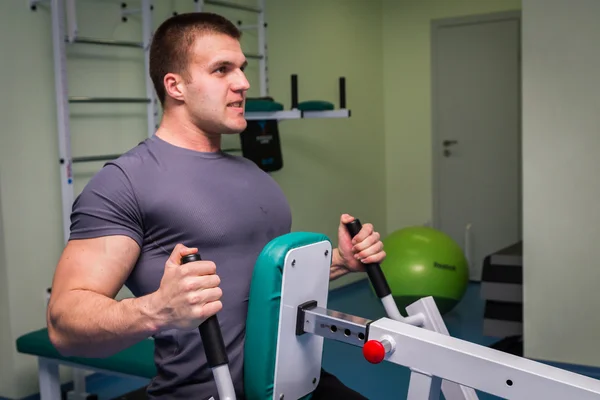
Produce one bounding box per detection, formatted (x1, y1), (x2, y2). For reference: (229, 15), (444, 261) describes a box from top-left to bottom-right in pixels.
(244, 231), (330, 400)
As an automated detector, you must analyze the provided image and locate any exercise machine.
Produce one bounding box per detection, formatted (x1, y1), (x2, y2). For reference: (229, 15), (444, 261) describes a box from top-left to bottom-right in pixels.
(227, 221), (600, 399)
(16, 221), (600, 399)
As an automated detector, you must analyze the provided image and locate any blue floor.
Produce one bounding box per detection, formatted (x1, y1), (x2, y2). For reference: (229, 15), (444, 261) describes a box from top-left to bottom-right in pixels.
(17, 280), (600, 399)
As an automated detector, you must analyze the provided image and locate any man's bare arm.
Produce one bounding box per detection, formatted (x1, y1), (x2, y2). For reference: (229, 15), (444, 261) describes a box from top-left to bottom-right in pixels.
(47, 236), (223, 359)
(47, 235), (160, 358)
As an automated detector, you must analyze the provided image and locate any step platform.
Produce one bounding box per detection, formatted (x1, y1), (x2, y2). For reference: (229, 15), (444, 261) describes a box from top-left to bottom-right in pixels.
(480, 241), (523, 339)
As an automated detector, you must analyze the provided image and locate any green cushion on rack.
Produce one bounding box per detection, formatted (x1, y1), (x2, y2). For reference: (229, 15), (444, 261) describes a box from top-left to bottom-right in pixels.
(16, 328), (156, 378)
(297, 101), (335, 111)
(245, 99), (284, 112)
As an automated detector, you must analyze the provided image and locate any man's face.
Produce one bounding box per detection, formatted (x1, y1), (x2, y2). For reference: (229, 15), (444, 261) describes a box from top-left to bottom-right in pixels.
(180, 33), (250, 135)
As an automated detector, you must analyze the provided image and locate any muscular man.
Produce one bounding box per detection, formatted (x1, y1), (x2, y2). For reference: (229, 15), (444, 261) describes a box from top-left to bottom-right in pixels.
(47, 12), (386, 400)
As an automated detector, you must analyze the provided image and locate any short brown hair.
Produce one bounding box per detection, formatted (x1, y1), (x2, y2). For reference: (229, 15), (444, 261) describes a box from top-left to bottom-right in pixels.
(149, 12), (241, 106)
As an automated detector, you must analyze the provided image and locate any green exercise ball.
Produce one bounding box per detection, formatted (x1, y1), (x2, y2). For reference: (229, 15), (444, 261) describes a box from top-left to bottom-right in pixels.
(380, 226), (469, 315)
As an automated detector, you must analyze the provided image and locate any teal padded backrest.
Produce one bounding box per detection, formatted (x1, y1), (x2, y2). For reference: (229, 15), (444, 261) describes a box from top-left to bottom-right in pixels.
(244, 232), (331, 400)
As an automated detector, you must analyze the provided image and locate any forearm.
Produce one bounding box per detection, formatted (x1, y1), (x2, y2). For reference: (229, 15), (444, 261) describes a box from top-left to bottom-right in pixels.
(330, 248), (350, 280)
(47, 289), (161, 358)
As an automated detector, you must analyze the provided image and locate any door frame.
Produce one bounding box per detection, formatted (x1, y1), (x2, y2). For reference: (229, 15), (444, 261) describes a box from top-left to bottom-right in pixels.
(430, 10), (522, 233)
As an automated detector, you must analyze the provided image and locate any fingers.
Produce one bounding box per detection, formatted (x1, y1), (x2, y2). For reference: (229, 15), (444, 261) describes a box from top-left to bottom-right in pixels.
(182, 274), (221, 292)
(187, 286), (223, 307)
(189, 287), (223, 321)
(349, 222), (387, 264)
(340, 213), (355, 225)
(166, 244), (217, 277)
(193, 299), (223, 321)
(167, 243), (199, 266)
(351, 222), (374, 245)
(358, 245), (386, 265)
(181, 260), (217, 277)
(352, 228), (380, 252)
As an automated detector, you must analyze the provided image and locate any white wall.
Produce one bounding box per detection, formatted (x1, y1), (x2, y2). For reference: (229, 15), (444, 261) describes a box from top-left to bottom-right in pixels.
(522, 0), (600, 367)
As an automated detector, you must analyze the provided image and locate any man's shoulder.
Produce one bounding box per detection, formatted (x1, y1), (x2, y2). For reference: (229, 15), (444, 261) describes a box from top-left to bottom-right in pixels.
(100, 137), (170, 183)
(81, 138), (156, 192)
(110, 138), (155, 170)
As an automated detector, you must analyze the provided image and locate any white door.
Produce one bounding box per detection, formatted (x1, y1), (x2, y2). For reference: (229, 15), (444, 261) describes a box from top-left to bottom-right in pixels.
(432, 11), (522, 281)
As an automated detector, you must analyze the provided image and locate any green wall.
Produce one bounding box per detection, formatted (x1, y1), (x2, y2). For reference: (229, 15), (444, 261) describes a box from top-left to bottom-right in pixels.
(0, 1), (67, 396)
(264, 0), (386, 279)
(382, 0), (522, 232)
(0, 0), (525, 397)
(0, 0), (384, 397)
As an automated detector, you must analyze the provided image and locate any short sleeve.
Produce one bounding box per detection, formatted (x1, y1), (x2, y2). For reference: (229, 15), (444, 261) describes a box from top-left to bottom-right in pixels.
(69, 163), (143, 247)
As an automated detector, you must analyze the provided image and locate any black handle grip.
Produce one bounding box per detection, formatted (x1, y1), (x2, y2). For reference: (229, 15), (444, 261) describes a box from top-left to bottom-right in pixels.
(181, 253), (228, 368)
(345, 219), (392, 299)
(291, 74), (299, 109)
(339, 77), (346, 109)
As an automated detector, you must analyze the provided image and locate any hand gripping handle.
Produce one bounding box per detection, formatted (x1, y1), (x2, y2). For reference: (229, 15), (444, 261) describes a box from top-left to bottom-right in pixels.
(180, 253), (228, 368)
(344, 219), (392, 299)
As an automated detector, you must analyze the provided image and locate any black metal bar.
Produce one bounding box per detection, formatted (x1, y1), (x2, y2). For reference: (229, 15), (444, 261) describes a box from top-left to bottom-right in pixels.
(29, 0), (49, 11)
(245, 53), (263, 60)
(68, 36), (144, 49)
(180, 253), (230, 369)
(205, 0), (261, 13)
(72, 154), (122, 163)
(72, 149), (241, 163)
(291, 75), (298, 109)
(339, 77), (346, 109)
(69, 97), (151, 104)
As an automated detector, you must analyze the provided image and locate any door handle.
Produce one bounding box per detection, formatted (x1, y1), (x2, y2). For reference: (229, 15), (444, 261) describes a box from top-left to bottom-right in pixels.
(443, 140), (458, 146)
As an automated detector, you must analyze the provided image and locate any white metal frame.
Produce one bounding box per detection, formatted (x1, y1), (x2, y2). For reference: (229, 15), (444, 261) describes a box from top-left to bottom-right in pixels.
(245, 110), (302, 121)
(29, 0), (157, 398)
(366, 309), (600, 399)
(142, 0), (158, 135)
(288, 247), (600, 400)
(50, 0), (74, 244)
(30, 0), (157, 241)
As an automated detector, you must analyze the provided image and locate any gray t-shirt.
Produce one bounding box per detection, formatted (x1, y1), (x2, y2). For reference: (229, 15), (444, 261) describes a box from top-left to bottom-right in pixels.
(69, 135), (293, 399)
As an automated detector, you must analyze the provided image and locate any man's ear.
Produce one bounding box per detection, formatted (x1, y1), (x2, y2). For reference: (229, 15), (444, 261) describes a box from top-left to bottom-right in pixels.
(163, 73), (185, 102)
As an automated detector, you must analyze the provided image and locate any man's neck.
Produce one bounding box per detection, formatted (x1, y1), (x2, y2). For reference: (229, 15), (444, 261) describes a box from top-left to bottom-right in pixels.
(155, 111), (221, 153)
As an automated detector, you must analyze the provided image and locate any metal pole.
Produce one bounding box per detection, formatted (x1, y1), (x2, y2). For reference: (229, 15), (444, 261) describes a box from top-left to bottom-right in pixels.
(142, 0), (157, 138)
(257, 0), (267, 97)
(51, 0), (74, 244)
(205, 0), (261, 13)
(71, 37), (144, 48)
(72, 154), (122, 163)
(65, 0), (77, 42)
(68, 97), (151, 104)
(245, 53), (263, 60)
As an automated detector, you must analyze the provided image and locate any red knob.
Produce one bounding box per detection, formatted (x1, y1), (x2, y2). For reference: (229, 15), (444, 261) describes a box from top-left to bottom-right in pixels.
(363, 340), (386, 364)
